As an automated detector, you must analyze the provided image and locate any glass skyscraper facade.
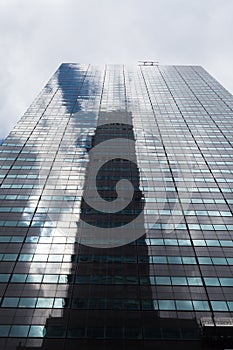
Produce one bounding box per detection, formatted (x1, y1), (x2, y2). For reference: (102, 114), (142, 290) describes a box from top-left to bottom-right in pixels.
(0, 63), (233, 349)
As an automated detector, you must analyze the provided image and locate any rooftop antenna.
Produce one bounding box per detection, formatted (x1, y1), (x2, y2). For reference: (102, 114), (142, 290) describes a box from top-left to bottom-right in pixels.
(138, 60), (159, 66)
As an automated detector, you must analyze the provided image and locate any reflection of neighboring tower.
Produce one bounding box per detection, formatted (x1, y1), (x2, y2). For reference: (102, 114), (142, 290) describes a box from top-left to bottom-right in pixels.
(17, 110), (154, 350)
(71, 109), (153, 345)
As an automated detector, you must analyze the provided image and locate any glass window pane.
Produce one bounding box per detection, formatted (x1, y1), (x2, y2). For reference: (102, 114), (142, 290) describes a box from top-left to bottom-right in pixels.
(59, 275), (68, 283)
(227, 302), (233, 311)
(168, 257), (182, 264)
(206, 240), (220, 246)
(193, 300), (210, 311)
(198, 257), (211, 264)
(158, 300), (176, 310)
(175, 300), (193, 310)
(0, 325), (10, 336)
(211, 301), (228, 311)
(187, 277), (202, 286)
(29, 325), (46, 337)
(9, 325), (30, 337)
(193, 240), (206, 246)
(26, 274), (43, 283)
(212, 257), (227, 265)
(155, 277), (171, 285)
(36, 298), (54, 308)
(2, 297), (19, 307)
(152, 256), (167, 264)
(53, 298), (65, 308)
(43, 275), (59, 283)
(204, 278), (220, 286)
(19, 298), (37, 308)
(171, 277), (187, 285)
(0, 274), (10, 282)
(178, 239), (191, 246)
(182, 257), (196, 264)
(19, 254), (33, 262)
(11, 274), (27, 283)
(220, 278), (233, 286)
(164, 239), (177, 246)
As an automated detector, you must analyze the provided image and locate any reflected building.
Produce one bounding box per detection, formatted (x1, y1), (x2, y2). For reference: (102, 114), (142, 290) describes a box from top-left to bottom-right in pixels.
(1, 64), (233, 349)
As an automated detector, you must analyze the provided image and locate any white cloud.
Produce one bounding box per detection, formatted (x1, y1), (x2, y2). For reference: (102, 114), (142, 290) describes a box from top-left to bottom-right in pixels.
(1, 0), (233, 137)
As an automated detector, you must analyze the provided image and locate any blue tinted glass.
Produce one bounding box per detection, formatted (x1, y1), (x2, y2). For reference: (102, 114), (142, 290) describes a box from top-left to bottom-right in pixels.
(2, 297), (19, 307)
(204, 278), (220, 286)
(11, 236), (24, 242)
(175, 300), (193, 310)
(26, 274), (43, 283)
(211, 301), (228, 311)
(36, 298), (54, 308)
(152, 300), (159, 310)
(182, 257), (196, 264)
(0, 325), (10, 336)
(220, 278), (233, 286)
(178, 239), (191, 246)
(193, 300), (210, 311)
(220, 240), (233, 247)
(171, 277), (187, 285)
(152, 256), (167, 264)
(164, 239), (177, 246)
(227, 302), (233, 311)
(43, 275), (59, 283)
(198, 257), (211, 264)
(212, 257), (227, 265)
(0, 236), (10, 242)
(150, 239), (163, 245)
(193, 240), (206, 246)
(19, 254), (33, 261)
(158, 300), (176, 310)
(19, 298), (37, 307)
(25, 236), (39, 243)
(227, 258), (233, 265)
(168, 257), (182, 264)
(0, 274), (10, 282)
(29, 325), (46, 337)
(53, 298), (65, 308)
(187, 277), (202, 286)
(59, 275), (68, 283)
(155, 277), (171, 285)
(3, 254), (18, 261)
(10, 325), (30, 337)
(11, 274), (27, 283)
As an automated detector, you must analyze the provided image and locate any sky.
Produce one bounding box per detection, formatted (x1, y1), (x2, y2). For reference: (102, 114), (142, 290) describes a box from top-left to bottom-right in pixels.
(1, 0), (233, 138)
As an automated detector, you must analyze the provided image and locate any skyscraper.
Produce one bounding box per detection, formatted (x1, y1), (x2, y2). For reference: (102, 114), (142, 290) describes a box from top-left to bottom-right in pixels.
(0, 63), (233, 350)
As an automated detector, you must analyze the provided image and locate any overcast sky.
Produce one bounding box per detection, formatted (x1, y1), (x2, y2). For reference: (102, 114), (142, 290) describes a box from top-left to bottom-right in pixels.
(1, 0), (233, 138)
